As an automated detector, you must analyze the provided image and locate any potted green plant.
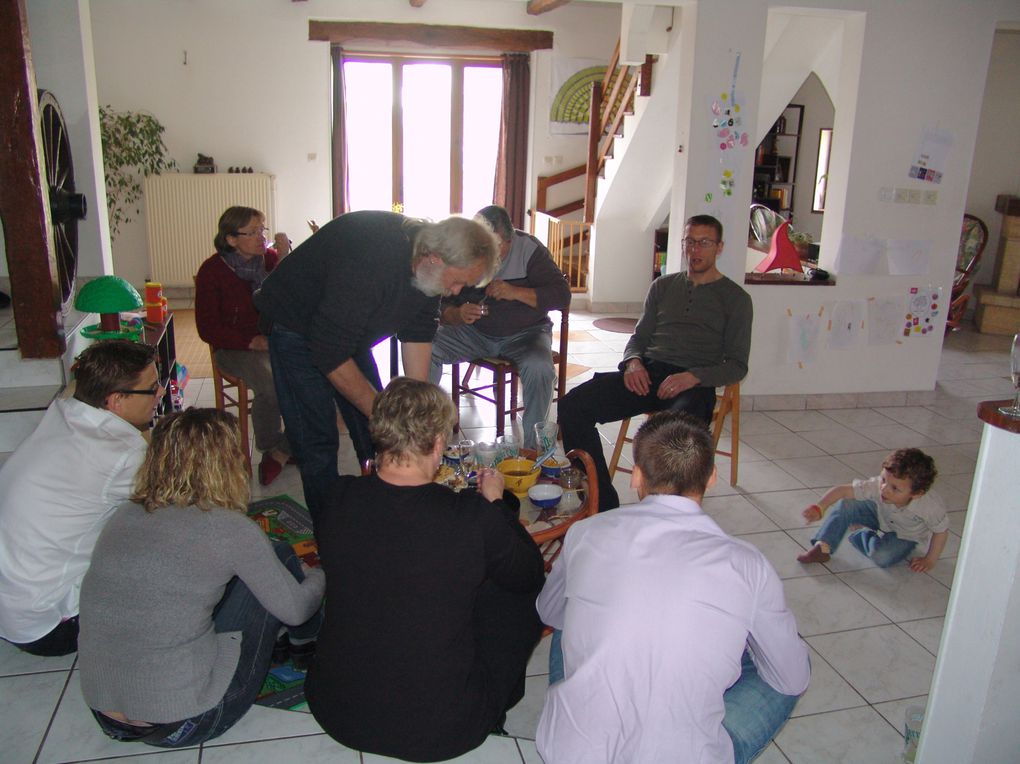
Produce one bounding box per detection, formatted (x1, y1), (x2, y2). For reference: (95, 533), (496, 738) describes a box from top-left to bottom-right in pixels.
(788, 230), (813, 259)
(99, 106), (177, 238)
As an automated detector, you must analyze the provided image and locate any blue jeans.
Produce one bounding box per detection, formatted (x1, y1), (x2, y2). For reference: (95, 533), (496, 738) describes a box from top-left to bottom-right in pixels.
(93, 542), (321, 747)
(812, 499), (917, 568)
(548, 632), (800, 764)
(269, 324), (382, 516)
(429, 324), (555, 449)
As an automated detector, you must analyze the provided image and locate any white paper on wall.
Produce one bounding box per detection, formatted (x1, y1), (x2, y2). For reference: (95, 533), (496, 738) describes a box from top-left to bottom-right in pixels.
(867, 295), (908, 346)
(827, 300), (865, 350)
(887, 239), (933, 276)
(904, 285), (943, 337)
(835, 234), (886, 275)
(787, 308), (823, 366)
(908, 127), (953, 184)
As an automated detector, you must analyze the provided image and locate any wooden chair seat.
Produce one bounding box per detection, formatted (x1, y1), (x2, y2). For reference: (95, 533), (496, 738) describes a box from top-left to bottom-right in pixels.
(607, 382), (741, 486)
(209, 349), (253, 474)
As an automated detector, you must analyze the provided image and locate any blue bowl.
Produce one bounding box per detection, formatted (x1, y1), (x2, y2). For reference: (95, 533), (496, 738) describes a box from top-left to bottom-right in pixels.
(540, 457), (570, 479)
(528, 483), (563, 509)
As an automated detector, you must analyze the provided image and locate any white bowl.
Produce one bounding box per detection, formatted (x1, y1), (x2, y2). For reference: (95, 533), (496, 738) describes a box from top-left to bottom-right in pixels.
(528, 483), (563, 509)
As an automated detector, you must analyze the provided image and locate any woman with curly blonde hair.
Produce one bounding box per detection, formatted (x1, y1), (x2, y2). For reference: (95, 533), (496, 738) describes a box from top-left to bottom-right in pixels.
(78, 408), (324, 748)
(306, 378), (545, 762)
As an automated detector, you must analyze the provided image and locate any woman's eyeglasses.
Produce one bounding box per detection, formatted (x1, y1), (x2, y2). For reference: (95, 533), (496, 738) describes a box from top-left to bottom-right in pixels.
(234, 227), (269, 239)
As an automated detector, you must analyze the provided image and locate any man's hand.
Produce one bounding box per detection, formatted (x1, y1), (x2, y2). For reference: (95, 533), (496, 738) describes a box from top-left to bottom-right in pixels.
(657, 371), (698, 399)
(909, 556), (937, 573)
(458, 303), (487, 325)
(248, 335), (269, 352)
(485, 279), (517, 301)
(623, 359), (652, 395)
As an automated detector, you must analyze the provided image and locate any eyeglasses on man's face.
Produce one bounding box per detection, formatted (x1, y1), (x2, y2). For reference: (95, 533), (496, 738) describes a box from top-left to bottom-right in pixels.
(233, 227), (269, 239)
(115, 377), (168, 396)
(681, 237), (720, 250)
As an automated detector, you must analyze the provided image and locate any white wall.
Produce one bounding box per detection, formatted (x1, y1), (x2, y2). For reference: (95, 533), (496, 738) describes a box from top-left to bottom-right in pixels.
(674, 0), (1019, 396)
(790, 72), (834, 243)
(87, 0), (620, 288)
(965, 29), (1020, 300)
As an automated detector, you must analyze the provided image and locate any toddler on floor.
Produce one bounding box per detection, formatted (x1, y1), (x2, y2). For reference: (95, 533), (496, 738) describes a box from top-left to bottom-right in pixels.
(797, 448), (949, 572)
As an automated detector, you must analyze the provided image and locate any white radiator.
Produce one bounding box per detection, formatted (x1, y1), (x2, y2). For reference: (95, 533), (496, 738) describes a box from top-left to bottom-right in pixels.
(143, 173), (276, 286)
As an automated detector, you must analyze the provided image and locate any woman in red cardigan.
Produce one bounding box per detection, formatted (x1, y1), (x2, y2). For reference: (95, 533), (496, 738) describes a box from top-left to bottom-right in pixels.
(195, 206), (290, 485)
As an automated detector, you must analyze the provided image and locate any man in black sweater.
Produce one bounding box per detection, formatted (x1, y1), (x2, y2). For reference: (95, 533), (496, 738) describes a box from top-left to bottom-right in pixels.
(254, 211), (499, 515)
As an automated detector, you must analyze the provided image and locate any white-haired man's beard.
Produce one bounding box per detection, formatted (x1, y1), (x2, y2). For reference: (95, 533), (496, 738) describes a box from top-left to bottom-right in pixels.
(412, 258), (448, 297)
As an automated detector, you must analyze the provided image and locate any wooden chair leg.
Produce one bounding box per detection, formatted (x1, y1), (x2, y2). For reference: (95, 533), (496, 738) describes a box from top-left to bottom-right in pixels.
(729, 389), (740, 486)
(494, 365), (506, 437)
(451, 362), (461, 406)
(607, 418), (632, 478)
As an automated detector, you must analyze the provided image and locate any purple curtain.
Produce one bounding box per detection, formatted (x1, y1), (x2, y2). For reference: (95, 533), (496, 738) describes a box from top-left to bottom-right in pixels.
(331, 46), (350, 217)
(493, 52), (530, 230)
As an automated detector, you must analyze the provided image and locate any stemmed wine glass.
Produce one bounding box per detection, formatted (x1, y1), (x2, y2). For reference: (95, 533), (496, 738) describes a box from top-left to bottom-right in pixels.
(999, 333), (1020, 418)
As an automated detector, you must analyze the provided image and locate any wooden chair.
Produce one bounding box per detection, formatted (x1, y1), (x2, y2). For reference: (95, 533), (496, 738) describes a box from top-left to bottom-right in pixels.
(945, 213), (989, 332)
(528, 448), (599, 572)
(209, 349), (253, 474)
(451, 306), (570, 437)
(607, 382), (741, 486)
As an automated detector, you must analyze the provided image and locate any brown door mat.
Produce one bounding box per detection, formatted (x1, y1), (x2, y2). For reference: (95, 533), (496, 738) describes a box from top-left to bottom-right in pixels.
(592, 317), (638, 334)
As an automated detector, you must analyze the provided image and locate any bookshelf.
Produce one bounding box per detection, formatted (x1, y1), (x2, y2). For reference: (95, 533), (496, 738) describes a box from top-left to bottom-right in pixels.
(752, 104), (804, 219)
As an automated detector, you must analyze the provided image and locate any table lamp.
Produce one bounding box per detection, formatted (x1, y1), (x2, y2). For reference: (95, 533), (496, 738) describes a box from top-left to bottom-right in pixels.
(74, 275), (144, 340)
(753, 220), (804, 274)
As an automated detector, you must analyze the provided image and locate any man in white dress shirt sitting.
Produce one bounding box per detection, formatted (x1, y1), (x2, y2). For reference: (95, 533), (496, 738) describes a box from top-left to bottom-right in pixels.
(0, 340), (160, 656)
(537, 411), (810, 764)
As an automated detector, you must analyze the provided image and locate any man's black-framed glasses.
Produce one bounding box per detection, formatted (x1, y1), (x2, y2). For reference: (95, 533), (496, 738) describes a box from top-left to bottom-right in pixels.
(681, 237), (720, 250)
(115, 377), (168, 396)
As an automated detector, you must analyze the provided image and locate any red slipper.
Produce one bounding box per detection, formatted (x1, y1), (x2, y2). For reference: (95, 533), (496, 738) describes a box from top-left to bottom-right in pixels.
(258, 455), (283, 486)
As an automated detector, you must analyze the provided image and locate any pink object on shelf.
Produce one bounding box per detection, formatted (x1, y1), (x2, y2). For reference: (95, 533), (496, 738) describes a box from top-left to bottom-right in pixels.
(754, 221), (804, 274)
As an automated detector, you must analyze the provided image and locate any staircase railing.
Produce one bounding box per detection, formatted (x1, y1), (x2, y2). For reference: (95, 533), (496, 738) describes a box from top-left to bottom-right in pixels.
(546, 217), (590, 291)
(530, 41), (655, 292)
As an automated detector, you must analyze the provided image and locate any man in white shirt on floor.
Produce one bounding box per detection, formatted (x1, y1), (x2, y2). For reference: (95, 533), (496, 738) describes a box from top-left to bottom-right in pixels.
(0, 339), (161, 656)
(537, 411), (810, 764)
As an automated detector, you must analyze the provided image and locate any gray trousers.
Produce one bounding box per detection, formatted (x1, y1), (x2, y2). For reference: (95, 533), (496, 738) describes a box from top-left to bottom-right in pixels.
(429, 324), (555, 450)
(213, 349), (290, 457)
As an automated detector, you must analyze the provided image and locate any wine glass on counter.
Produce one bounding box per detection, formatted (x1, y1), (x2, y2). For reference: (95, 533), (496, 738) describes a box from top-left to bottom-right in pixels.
(998, 333), (1020, 418)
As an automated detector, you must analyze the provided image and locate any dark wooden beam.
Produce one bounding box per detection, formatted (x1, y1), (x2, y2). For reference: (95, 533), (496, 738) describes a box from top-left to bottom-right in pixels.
(527, 0), (571, 15)
(309, 21), (553, 52)
(0, 0), (64, 358)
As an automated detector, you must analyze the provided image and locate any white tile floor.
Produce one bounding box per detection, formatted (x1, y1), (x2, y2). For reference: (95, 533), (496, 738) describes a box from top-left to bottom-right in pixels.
(0, 308), (1014, 764)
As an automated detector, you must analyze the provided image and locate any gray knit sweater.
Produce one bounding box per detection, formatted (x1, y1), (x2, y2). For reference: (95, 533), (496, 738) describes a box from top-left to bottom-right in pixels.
(78, 502), (324, 722)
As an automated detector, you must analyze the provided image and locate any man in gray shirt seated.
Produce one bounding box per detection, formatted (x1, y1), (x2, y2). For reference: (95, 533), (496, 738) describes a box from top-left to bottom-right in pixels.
(559, 214), (752, 511)
(430, 205), (571, 450)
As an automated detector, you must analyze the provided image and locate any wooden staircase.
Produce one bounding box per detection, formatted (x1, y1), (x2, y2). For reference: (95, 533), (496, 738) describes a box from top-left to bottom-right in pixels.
(531, 40), (655, 292)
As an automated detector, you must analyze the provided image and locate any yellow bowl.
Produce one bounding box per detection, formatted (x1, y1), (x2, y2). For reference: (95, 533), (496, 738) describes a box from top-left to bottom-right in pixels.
(498, 458), (539, 496)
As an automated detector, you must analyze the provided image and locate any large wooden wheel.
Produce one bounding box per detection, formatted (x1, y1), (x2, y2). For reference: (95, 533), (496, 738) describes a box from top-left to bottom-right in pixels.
(38, 90), (87, 310)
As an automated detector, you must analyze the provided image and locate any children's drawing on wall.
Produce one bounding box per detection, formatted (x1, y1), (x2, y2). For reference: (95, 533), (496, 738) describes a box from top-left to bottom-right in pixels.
(704, 52), (748, 205)
(904, 285), (943, 337)
(787, 307), (822, 367)
(827, 300), (865, 350)
(887, 239), (932, 276)
(867, 295), (908, 346)
(550, 58), (606, 135)
(835, 233), (885, 275)
(908, 127), (953, 184)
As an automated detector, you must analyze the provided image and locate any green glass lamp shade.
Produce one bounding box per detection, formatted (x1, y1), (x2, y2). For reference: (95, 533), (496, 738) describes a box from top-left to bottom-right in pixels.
(75, 276), (143, 334)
